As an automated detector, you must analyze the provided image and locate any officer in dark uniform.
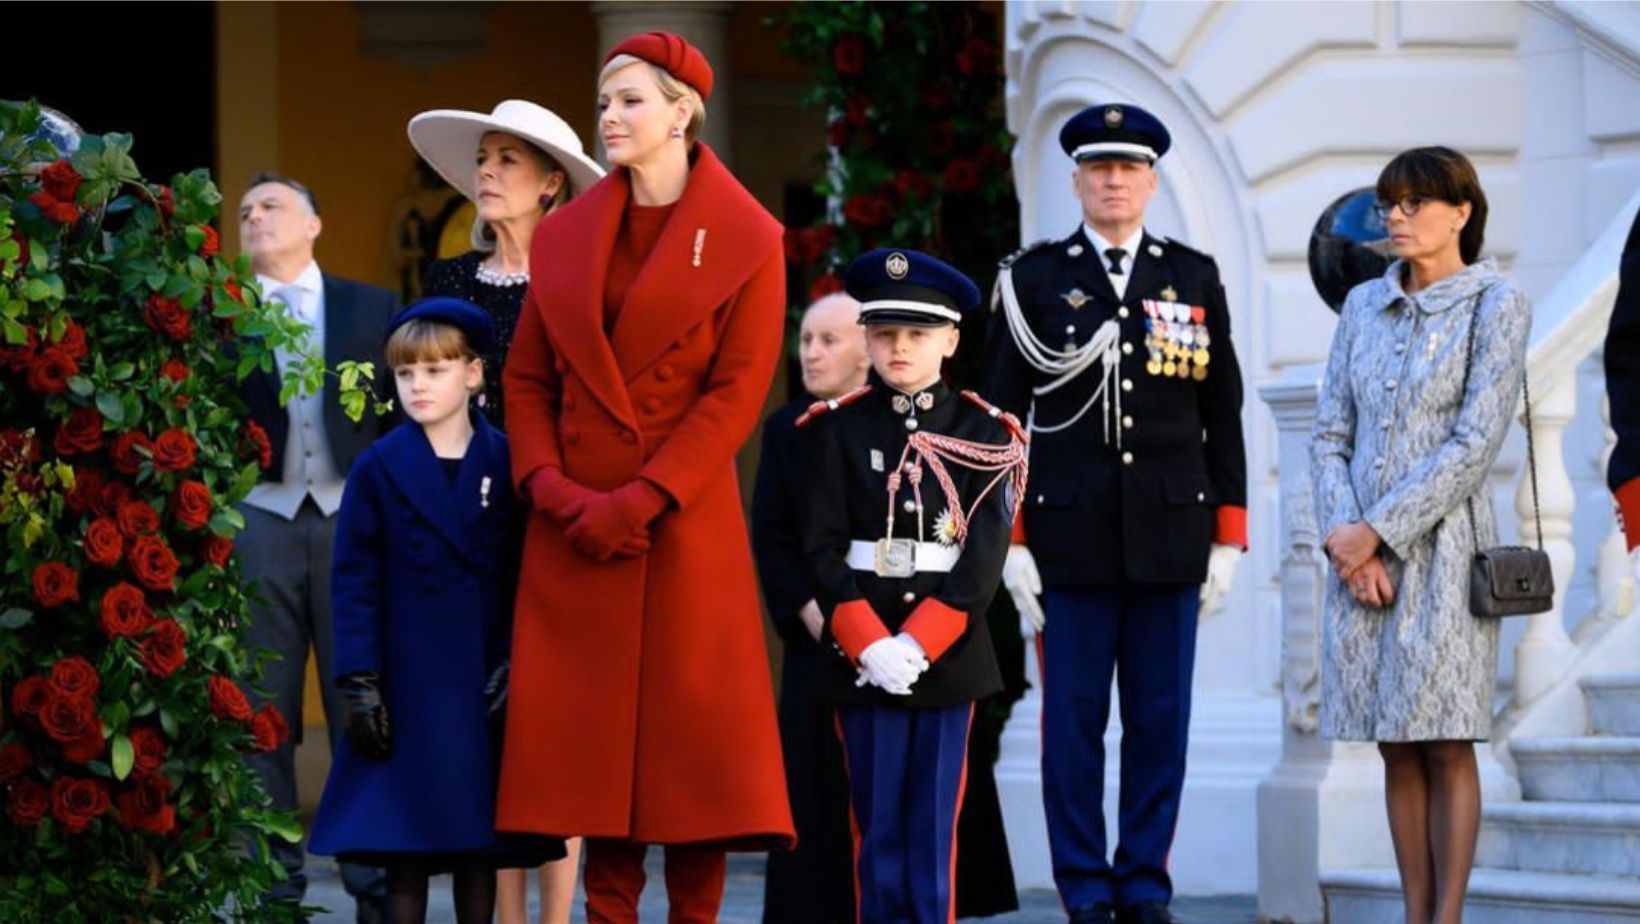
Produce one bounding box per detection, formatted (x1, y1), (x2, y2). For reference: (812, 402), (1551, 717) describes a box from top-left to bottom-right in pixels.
(1607, 209), (1640, 576)
(981, 104), (1249, 924)
(800, 248), (1029, 924)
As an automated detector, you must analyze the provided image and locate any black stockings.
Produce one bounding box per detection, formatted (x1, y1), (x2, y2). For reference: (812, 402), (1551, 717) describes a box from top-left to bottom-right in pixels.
(1379, 741), (1481, 924)
(385, 859), (497, 924)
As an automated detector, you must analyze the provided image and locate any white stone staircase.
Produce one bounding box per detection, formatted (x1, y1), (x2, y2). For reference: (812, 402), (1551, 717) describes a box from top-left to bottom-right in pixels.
(1320, 672), (1640, 922)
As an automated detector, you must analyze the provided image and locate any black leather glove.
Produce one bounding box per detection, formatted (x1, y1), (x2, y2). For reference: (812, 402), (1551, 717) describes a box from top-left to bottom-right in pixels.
(483, 662), (509, 729)
(338, 671), (391, 761)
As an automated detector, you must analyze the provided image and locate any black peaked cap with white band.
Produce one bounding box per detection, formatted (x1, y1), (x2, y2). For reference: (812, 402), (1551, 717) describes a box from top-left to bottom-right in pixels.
(1059, 102), (1171, 164)
(844, 248), (981, 328)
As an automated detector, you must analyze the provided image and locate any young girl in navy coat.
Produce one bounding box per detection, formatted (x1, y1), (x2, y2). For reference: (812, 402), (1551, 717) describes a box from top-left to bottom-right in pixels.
(309, 297), (563, 924)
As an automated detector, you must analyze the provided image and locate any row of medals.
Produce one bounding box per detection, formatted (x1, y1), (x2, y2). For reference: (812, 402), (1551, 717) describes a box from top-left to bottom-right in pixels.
(1142, 299), (1211, 381)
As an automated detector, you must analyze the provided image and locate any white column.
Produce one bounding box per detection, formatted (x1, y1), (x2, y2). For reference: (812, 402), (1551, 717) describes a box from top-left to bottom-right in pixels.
(589, 1), (734, 160)
(1514, 372), (1579, 703)
(1255, 369), (1393, 924)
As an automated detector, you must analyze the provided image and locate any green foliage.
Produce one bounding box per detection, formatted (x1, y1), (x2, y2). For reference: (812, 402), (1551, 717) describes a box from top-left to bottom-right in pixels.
(0, 99), (367, 921)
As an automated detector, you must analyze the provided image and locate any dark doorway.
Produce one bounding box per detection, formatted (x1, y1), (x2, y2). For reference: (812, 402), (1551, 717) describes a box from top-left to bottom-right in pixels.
(0, 3), (217, 183)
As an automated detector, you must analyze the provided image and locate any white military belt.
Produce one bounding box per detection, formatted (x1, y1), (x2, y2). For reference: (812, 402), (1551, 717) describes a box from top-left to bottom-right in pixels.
(846, 539), (959, 577)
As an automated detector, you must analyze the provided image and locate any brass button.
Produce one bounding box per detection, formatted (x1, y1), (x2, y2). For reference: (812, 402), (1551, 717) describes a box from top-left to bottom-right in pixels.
(656, 364), (675, 382)
(1036, 494), (1046, 504)
(1121, 451), (1134, 465)
(905, 418), (919, 431)
(1121, 342), (1133, 355)
(902, 592), (915, 604)
(1118, 307), (1130, 319)
(1121, 379), (1133, 393)
(1122, 415), (1134, 429)
(903, 500), (917, 513)
(1197, 492), (1206, 502)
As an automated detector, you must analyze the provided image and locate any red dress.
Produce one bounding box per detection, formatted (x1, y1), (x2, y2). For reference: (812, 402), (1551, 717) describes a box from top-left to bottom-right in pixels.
(498, 143), (795, 849)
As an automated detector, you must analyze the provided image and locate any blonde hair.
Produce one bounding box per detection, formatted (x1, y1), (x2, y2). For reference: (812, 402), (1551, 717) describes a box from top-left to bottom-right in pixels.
(386, 319), (480, 370)
(598, 54), (707, 145)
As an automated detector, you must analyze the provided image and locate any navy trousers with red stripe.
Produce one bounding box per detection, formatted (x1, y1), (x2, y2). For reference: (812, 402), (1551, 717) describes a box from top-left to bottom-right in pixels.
(835, 702), (974, 924)
(1039, 584), (1198, 911)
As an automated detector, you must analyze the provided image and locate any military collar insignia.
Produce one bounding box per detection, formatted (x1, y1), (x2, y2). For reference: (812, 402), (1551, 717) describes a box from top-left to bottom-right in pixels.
(1067, 242), (1085, 257)
(1061, 287), (1091, 310)
(1148, 242), (1163, 258)
(889, 390), (936, 414)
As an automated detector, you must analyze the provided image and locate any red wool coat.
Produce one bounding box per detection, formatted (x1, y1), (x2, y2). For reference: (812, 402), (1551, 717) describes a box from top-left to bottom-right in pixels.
(497, 144), (795, 849)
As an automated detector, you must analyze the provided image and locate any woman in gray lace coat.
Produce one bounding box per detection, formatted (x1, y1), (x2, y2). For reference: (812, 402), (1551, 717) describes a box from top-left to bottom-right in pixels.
(1312, 147), (1530, 924)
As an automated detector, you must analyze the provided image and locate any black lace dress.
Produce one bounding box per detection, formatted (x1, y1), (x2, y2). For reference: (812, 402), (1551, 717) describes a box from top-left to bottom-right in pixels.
(421, 250), (528, 432)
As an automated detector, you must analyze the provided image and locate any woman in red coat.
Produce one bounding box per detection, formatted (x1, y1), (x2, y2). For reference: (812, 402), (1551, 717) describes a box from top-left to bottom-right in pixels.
(497, 30), (794, 923)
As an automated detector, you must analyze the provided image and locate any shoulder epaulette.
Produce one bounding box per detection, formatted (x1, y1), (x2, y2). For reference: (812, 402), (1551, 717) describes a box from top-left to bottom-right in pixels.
(795, 385), (873, 427)
(997, 239), (1053, 271)
(959, 390), (1029, 445)
(1161, 237), (1218, 264)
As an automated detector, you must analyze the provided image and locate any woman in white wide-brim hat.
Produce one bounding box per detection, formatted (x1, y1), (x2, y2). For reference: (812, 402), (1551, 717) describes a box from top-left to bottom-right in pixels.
(409, 100), (604, 433)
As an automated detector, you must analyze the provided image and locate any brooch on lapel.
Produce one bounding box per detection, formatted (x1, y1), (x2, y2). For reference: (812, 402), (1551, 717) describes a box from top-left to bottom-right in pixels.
(480, 476), (492, 509)
(692, 228), (707, 267)
(1061, 288), (1091, 310)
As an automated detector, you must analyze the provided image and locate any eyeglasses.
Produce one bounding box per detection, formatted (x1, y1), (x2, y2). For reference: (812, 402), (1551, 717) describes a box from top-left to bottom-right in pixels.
(1372, 195), (1430, 220)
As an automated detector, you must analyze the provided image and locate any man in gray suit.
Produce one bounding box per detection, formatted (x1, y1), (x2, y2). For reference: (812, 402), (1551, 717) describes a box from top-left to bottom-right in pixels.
(236, 172), (395, 922)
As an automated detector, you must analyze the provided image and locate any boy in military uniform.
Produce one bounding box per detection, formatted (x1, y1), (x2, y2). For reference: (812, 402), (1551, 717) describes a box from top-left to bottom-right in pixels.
(799, 248), (1028, 924)
(982, 104), (1249, 924)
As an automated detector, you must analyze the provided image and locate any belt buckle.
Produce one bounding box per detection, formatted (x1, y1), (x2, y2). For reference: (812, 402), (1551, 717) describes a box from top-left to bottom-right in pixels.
(874, 538), (916, 578)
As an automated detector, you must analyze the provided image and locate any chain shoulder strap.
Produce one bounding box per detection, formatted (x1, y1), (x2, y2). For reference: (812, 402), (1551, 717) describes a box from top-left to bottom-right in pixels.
(1459, 283), (1543, 550)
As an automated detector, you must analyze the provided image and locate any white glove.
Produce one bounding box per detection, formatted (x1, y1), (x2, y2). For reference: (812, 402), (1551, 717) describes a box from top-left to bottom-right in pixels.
(1003, 545), (1046, 634)
(1199, 543), (1243, 619)
(856, 635), (928, 696)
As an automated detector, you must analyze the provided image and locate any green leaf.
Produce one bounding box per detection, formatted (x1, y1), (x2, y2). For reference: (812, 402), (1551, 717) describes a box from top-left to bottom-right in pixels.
(94, 391), (125, 427)
(0, 607), (33, 629)
(67, 375), (94, 397)
(111, 734), (134, 781)
(159, 708), (179, 739)
(107, 361), (134, 382)
(263, 812), (305, 844)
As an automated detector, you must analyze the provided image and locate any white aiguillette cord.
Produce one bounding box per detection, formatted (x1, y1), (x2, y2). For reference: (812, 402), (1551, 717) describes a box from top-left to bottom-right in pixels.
(993, 265), (1124, 445)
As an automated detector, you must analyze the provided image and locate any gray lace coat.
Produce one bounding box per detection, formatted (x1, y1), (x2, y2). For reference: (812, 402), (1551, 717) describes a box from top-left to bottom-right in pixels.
(1312, 258), (1531, 742)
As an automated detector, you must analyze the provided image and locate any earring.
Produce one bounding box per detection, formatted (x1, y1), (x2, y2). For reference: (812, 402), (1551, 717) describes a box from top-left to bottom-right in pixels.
(670, 126), (683, 139)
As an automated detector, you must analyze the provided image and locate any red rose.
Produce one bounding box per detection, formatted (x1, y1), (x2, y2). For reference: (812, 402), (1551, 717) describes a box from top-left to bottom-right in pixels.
(29, 190), (79, 224)
(0, 742), (33, 781)
(40, 692), (99, 747)
(201, 534), (233, 568)
(96, 479), (133, 517)
(244, 420), (273, 469)
(160, 358), (190, 383)
(826, 119), (852, 150)
(927, 121), (956, 158)
(84, 517), (125, 568)
(0, 327), (38, 374)
(0, 428), (41, 466)
(197, 225), (219, 258)
(151, 427), (196, 473)
(11, 676), (50, 720)
(891, 169), (936, 202)
(129, 726), (166, 773)
(223, 278), (243, 304)
(50, 777), (111, 834)
(153, 185), (175, 219)
(140, 619), (188, 677)
(50, 656), (101, 700)
(53, 406), (104, 456)
(832, 35), (867, 75)
(117, 499), (161, 537)
(941, 158), (983, 196)
(99, 582), (153, 638)
(173, 480), (212, 530)
(8, 779), (48, 826)
(40, 159), (82, 201)
(143, 294), (191, 341)
(208, 675), (252, 722)
(62, 725), (106, 763)
(844, 94), (872, 127)
(809, 273), (845, 302)
(52, 320), (88, 361)
(32, 562), (79, 608)
(127, 535), (180, 592)
(843, 194), (887, 229)
(249, 704), (290, 752)
(109, 430), (153, 475)
(5, 229), (29, 270)
(65, 467), (105, 514)
(955, 37), (998, 76)
(117, 771), (176, 835)
(26, 347), (77, 395)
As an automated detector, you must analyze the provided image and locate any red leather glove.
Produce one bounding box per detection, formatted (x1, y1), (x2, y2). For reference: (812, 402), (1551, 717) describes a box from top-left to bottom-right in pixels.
(523, 468), (597, 525)
(563, 479), (670, 562)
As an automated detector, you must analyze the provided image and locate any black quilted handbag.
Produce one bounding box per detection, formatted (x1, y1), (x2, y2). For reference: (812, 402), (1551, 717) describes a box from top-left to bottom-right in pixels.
(1457, 288), (1553, 618)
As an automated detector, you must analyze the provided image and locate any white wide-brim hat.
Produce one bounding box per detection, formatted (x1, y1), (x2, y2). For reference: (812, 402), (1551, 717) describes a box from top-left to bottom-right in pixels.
(407, 99), (605, 204)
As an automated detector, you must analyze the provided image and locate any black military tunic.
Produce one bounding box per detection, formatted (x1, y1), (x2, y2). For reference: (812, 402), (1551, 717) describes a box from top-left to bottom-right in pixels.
(1606, 210), (1640, 550)
(982, 227), (1248, 587)
(799, 376), (1018, 708)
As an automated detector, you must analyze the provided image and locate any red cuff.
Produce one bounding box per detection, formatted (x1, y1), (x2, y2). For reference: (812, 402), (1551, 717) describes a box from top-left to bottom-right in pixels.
(1618, 477), (1640, 551)
(830, 600), (890, 662)
(1215, 505), (1248, 550)
(901, 598), (968, 662)
(1011, 508), (1027, 544)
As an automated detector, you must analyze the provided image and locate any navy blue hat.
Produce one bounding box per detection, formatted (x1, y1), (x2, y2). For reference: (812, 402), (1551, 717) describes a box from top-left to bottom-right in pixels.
(1059, 103), (1171, 164)
(387, 296), (495, 354)
(843, 248), (981, 328)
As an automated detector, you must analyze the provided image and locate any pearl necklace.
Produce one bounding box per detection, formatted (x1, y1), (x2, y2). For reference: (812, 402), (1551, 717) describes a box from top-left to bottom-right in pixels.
(476, 260), (530, 287)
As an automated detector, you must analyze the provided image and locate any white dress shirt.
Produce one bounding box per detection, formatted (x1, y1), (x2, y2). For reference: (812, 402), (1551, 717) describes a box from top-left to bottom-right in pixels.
(1082, 224), (1145, 301)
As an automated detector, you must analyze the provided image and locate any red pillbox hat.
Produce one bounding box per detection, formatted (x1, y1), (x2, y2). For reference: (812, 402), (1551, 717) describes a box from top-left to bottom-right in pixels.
(605, 30), (714, 101)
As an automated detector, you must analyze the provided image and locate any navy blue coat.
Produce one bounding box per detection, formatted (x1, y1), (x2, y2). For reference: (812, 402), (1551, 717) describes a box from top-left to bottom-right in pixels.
(309, 411), (556, 865)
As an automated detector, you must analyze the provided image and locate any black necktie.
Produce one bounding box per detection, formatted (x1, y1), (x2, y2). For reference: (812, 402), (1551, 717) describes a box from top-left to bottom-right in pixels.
(1104, 247), (1126, 276)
